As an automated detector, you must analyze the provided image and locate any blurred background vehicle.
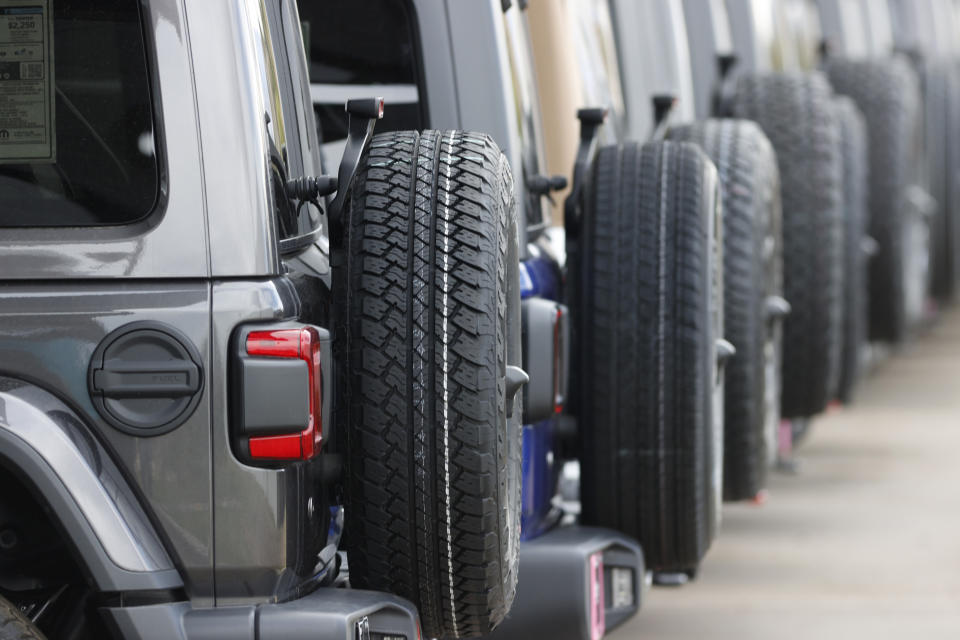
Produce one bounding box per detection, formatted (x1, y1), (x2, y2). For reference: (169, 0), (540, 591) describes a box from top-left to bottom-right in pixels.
(529, 0), (729, 587)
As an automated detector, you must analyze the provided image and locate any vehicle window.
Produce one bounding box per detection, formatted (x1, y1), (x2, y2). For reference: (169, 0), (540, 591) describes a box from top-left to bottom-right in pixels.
(0, 0), (160, 228)
(295, 0), (424, 166)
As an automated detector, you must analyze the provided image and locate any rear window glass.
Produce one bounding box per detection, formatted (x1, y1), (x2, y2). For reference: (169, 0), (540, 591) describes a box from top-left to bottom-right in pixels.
(0, 0), (159, 227)
(300, 0), (416, 86)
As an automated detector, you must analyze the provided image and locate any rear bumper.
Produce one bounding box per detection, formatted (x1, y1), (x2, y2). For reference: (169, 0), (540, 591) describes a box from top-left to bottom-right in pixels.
(102, 588), (420, 640)
(488, 526), (645, 640)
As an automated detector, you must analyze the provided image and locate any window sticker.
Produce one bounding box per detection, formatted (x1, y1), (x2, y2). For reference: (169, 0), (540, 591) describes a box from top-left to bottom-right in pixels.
(0, 0), (54, 164)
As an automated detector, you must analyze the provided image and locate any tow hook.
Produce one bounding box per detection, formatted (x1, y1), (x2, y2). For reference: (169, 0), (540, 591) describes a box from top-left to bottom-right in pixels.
(506, 365), (530, 419)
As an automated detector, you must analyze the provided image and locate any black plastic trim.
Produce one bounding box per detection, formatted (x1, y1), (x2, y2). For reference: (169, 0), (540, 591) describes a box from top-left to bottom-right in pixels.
(486, 526), (644, 640)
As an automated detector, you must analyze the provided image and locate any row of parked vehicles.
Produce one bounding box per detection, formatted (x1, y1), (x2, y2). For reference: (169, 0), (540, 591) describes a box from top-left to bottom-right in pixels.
(0, 0), (956, 638)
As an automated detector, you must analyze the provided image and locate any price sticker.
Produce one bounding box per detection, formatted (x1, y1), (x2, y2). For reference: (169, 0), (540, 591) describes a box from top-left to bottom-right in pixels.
(0, 0), (54, 163)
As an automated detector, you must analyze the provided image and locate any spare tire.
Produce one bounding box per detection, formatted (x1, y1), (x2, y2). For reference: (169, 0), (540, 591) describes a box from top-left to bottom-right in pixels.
(826, 56), (927, 342)
(340, 130), (523, 638)
(833, 97), (870, 404)
(670, 119), (784, 501)
(920, 58), (960, 300)
(946, 62), (960, 296)
(733, 71), (844, 418)
(576, 140), (722, 573)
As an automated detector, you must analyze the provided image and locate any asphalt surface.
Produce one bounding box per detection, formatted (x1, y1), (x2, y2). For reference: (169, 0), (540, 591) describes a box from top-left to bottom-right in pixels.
(609, 309), (960, 639)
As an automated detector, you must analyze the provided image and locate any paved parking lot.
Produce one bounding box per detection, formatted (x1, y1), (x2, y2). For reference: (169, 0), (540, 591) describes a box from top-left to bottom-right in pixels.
(611, 308), (960, 639)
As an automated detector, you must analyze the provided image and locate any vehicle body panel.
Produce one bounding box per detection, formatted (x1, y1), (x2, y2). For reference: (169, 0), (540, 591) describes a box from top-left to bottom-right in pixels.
(683, 0), (735, 118)
(610, 0), (697, 140)
(0, 282), (215, 599)
(817, 0), (892, 58)
(186, 0), (280, 278)
(209, 278), (333, 605)
(0, 378), (182, 592)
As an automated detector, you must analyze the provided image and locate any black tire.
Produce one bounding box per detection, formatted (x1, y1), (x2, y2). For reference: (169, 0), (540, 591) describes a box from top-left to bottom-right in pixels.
(921, 58), (960, 300)
(576, 140), (722, 572)
(945, 62), (960, 298)
(947, 62), (960, 296)
(670, 119), (784, 501)
(826, 57), (926, 342)
(340, 130), (522, 638)
(733, 71), (845, 418)
(0, 596), (44, 640)
(833, 97), (870, 404)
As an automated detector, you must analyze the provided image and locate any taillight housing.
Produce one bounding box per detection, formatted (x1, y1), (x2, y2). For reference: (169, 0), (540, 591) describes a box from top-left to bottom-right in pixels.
(521, 299), (569, 423)
(233, 324), (327, 464)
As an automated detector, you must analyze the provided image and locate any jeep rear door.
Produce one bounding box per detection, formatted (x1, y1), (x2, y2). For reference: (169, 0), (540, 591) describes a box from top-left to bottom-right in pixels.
(0, 0), (216, 600)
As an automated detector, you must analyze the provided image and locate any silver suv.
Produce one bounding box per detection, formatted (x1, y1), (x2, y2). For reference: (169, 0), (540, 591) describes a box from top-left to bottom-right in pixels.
(0, 1), (524, 638)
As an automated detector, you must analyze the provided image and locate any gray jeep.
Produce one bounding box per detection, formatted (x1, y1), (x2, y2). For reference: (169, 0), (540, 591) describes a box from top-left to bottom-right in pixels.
(0, 1), (524, 639)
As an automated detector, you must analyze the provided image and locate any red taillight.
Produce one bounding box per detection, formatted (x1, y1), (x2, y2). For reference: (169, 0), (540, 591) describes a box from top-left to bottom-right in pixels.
(248, 433), (303, 459)
(245, 327), (322, 461)
(246, 331), (300, 358)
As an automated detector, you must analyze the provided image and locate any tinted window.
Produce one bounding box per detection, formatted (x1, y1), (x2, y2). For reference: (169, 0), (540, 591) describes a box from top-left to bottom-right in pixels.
(296, 0), (423, 153)
(0, 0), (159, 227)
(301, 0), (416, 85)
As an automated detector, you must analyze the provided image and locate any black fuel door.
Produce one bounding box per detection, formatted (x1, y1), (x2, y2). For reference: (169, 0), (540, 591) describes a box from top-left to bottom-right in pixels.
(88, 322), (204, 436)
